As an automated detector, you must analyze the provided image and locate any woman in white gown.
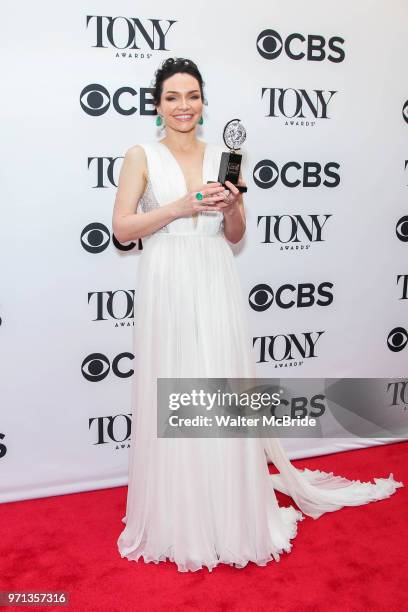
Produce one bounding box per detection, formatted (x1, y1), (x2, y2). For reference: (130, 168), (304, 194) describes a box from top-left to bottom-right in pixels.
(112, 57), (403, 573)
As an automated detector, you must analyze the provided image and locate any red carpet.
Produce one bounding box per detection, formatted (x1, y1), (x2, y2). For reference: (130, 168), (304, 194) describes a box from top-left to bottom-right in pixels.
(1, 441), (406, 612)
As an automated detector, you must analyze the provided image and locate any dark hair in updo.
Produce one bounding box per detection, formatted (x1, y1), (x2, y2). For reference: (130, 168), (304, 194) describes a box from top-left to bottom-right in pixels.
(151, 57), (207, 108)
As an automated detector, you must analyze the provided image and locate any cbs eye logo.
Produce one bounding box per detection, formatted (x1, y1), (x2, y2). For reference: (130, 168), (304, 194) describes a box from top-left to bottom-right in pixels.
(81, 353), (134, 381)
(253, 160), (279, 188)
(396, 216), (408, 242)
(81, 222), (139, 252)
(402, 101), (408, 124)
(256, 29), (345, 62)
(387, 327), (408, 352)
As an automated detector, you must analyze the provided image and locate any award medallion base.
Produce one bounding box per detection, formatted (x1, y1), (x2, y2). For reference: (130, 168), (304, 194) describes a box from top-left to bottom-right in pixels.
(208, 152), (247, 193)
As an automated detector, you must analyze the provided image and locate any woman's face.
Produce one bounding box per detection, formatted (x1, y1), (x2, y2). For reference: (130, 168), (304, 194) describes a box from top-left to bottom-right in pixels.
(156, 72), (203, 133)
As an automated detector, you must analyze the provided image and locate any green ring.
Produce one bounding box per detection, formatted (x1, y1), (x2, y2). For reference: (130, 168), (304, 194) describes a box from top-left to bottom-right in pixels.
(195, 191), (204, 201)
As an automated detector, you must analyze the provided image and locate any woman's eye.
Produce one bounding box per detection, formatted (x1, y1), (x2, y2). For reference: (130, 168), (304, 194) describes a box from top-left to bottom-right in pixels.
(165, 96), (200, 101)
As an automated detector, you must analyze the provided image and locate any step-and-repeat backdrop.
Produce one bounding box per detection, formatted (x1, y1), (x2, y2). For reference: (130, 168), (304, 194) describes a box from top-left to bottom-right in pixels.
(1, 1), (407, 502)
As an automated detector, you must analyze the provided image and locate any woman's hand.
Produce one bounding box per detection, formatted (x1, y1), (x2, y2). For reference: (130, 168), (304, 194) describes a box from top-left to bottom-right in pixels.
(217, 180), (247, 216)
(171, 182), (226, 219)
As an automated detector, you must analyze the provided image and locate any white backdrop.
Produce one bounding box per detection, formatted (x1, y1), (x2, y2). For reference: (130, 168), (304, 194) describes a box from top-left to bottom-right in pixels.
(1, 0), (407, 503)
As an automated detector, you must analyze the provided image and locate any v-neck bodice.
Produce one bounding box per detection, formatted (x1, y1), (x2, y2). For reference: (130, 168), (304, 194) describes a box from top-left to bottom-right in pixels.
(157, 141), (207, 194)
(158, 141), (207, 230)
(137, 141), (225, 237)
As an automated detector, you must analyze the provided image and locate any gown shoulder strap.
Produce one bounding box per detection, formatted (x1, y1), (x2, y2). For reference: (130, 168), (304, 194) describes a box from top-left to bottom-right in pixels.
(136, 143), (160, 181)
(136, 142), (186, 206)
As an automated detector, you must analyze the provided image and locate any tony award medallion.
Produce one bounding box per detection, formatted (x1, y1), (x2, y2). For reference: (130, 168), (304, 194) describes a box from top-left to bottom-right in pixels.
(217, 118), (248, 193)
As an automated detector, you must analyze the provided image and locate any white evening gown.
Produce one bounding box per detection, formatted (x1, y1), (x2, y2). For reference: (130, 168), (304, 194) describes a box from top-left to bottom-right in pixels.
(117, 140), (404, 573)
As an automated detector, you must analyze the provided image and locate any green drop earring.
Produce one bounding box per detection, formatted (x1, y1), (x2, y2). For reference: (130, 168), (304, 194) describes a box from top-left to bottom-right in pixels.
(155, 115), (163, 126)
(198, 115), (204, 125)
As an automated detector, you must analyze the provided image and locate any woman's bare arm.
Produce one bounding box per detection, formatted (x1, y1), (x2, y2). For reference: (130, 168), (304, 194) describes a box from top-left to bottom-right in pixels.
(222, 171), (247, 244)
